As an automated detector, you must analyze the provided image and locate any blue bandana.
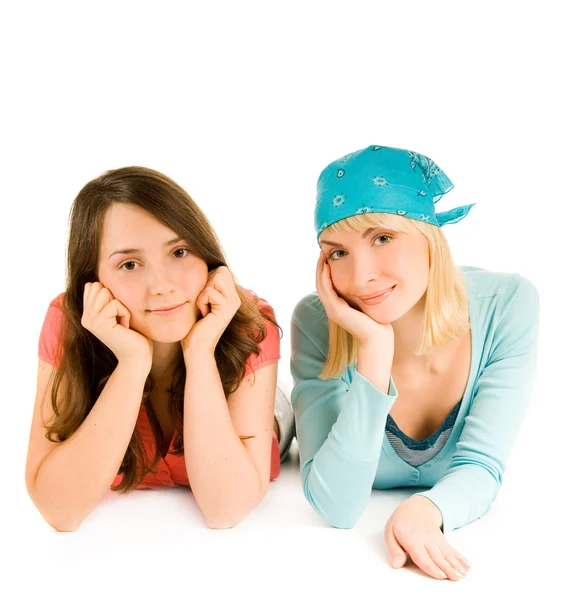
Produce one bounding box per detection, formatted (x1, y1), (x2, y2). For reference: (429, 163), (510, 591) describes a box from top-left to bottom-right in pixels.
(314, 145), (475, 239)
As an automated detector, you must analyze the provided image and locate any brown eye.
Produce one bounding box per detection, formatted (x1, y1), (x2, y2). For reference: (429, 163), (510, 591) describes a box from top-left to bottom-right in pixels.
(173, 248), (190, 258)
(121, 261), (137, 271)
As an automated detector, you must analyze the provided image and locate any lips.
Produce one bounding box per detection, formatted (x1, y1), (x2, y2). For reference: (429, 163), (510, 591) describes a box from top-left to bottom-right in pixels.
(356, 285), (396, 307)
(150, 303), (184, 312)
(359, 286), (396, 301)
(149, 302), (187, 315)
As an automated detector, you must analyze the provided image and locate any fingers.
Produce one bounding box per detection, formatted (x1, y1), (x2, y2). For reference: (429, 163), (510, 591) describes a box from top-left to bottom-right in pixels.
(426, 545), (466, 581)
(197, 266), (241, 318)
(385, 524), (407, 569)
(315, 251), (326, 292)
(196, 287), (225, 317)
(91, 287), (115, 315)
(84, 282), (114, 314)
(456, 553), (472, 572)
(119, 307), (131, 329)
(316, 253), (338, 308)
(83, 282), (130, 330)
(98, 298), (129, 326)
(205, 267), (241, 316)
(406, 544), (448, 580)
(207, 266), (236, 295)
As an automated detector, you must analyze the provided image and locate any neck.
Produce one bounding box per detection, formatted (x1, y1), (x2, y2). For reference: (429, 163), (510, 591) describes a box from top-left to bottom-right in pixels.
(391, 293), (427, 363)
(391, 293), (468, 373)
(150, 341), (182, 384)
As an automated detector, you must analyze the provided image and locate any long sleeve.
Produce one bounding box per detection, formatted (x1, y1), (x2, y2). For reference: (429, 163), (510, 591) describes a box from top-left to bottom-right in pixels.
(290, 295), (398, 528)
(415, 275), (540, 532)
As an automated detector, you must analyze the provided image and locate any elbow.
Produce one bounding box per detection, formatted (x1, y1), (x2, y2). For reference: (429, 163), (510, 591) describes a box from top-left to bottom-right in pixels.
(26, 485), (84, 533)
(202, 490), (265, 530)
(204, 505), (251, 530)
(304, 493), (361, 530)
(205, 516), (242, 530)
(317, 505), (360, 529)
(51, 519), (82, 533)
(327, 513), (359, 530)
(41, 507), (84, 532)
(303, 475), (362, 529)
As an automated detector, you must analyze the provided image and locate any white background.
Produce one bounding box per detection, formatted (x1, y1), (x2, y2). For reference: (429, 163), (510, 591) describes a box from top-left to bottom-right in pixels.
(1, 1), (562, 597)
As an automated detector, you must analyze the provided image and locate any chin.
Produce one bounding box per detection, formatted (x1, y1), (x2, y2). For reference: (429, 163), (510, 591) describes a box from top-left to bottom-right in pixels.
(140, 323), (194, 344)
(363, 305), (405, 325)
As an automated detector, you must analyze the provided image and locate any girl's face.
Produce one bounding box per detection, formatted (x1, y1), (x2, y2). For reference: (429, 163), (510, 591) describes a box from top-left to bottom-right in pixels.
(319, 224), (430, 323)
(97, 203), (209, 343)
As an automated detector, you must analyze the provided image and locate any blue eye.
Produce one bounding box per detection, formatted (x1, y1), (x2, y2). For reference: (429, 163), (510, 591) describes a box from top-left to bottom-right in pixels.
(329, 249), (347, 260)
(374, 235), (392, 245)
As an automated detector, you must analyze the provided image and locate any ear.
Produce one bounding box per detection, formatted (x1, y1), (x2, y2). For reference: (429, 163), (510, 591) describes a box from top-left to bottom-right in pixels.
(436, 203), (475, 226)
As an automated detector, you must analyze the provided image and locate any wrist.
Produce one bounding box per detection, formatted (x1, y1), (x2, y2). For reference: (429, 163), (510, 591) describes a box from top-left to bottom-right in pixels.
(413, 495), (444, 529)
(116, 358), (152, 378)
(182, 343), (216, 365)
(357, 342), (393, 393)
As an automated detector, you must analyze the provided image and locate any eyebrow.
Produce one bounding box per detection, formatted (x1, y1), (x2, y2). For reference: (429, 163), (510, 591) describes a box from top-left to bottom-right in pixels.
(108, 236), (185, 259)
(319, 227), (392, 247)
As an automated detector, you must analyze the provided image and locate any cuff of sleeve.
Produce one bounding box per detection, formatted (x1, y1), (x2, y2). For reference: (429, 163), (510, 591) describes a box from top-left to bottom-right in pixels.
(353, 367), (399, 399)
(329, 369), (398, 461)
(414, 483), (471, 534)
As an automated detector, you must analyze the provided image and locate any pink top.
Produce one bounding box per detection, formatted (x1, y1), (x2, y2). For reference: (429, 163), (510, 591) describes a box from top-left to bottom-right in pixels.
(38, 291), (282, 488)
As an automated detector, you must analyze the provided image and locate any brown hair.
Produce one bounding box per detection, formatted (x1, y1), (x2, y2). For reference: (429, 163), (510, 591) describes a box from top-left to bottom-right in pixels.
(45, 166), (280, 491)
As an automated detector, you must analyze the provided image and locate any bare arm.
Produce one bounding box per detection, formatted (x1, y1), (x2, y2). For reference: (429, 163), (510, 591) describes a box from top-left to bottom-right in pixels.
(182, 348), (277, 529)
(25, 358), (150, 532)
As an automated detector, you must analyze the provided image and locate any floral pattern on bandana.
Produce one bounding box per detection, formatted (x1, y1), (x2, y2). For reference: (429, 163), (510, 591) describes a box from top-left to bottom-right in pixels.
(314, 145), (475, 238)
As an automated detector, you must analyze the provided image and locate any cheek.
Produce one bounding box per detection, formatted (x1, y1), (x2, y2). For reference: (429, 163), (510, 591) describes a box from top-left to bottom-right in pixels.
(180, 261), (209, 299)
(396, 248), (429, 295)
(328, 263), (349, 296)
(99, 273), (140, 310)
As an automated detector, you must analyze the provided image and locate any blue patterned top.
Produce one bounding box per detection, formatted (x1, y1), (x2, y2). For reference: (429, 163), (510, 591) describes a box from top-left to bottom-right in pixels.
(385, 401), (462, 468)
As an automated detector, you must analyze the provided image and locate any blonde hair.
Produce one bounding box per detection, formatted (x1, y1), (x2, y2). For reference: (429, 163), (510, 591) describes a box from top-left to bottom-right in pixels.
(319, 212), (469, 380)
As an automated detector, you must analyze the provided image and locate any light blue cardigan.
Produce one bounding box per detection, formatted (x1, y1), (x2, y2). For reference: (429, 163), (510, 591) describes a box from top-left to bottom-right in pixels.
(290, 266), (539, 533)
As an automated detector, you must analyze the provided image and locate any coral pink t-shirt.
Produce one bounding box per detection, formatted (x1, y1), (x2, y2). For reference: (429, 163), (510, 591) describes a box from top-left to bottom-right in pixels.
(38, 292), (282, 489)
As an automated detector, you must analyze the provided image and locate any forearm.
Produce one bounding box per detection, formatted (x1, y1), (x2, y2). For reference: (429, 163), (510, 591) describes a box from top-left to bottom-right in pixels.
(415, 466), (500, 533)
(300, 369), (397, 528)
(183, 349), (263, 529)
(357, 340), (393, 393)
(30, 361), (149, 531)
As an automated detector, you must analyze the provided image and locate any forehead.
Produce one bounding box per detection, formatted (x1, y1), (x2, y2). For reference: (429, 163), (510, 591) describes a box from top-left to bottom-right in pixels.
(100, 204), (177, 250)
(320, 227), (393, 244)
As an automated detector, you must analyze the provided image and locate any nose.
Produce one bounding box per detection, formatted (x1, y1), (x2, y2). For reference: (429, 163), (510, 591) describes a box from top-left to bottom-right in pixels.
(147, 265), (175, 296)
(351, 254), (380, 291)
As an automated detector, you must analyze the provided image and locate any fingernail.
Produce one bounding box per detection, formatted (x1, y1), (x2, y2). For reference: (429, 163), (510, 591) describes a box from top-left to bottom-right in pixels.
(392, 557), (402, 568)
(456, 570), (466, 578)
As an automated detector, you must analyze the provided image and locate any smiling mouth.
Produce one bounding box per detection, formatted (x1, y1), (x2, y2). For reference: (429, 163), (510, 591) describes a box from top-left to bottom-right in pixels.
(359, 286), (395, 301)
(149, 302), (186, 315)
(357, 285), (396, 306)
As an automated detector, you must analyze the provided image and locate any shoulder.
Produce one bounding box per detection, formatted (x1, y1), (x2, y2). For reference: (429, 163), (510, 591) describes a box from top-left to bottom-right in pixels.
(461, 265), (538, 307)
(38, 292), (67, 366)
(42, 292), (66, 326)
(48, 292), (65, 309)
(291, 292), (331, 357)
(239, 286), (279, 325)
(292, 292), (327, 329)
(462, 266), (539, 349)
(239, 287), (281, 375)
